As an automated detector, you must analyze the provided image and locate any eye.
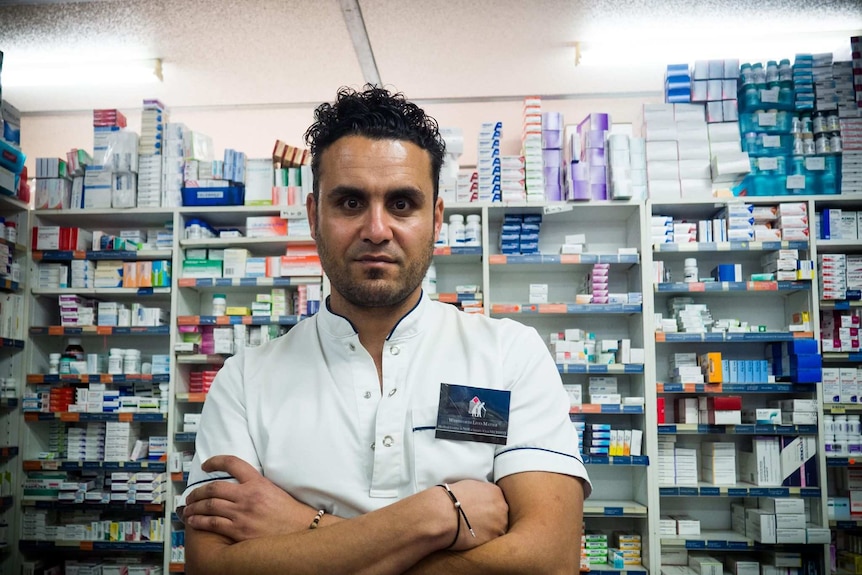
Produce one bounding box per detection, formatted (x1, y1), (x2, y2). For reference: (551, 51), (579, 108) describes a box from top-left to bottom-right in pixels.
(343, 197), (362, 210)
(391, 198), (411, 211)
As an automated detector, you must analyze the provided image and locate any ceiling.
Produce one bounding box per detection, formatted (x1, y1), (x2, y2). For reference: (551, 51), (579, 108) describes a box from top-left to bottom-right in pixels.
(0, 0), (860, 114)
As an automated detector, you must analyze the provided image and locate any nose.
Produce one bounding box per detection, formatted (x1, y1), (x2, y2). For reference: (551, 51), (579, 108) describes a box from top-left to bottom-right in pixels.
(361, 202), (394, 244)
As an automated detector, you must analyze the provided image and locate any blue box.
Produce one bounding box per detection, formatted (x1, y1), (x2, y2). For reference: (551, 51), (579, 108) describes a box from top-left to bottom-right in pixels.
(790, 354), (822, 370)
(181, 185), (245, 206)
(523, 214), (543, 224)
(722, 360), (730, 383)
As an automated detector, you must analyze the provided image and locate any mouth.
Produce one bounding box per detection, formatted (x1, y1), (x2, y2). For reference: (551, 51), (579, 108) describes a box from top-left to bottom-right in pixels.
(356, 255), (398, 264)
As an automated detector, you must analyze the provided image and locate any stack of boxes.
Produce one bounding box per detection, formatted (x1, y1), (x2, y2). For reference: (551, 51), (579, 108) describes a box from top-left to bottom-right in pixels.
(500, 155), (525, 202)
(691, 59), (740, 124)
(821, 309), (861, 354)
(823, 366), (861, 405)
(610, 532), (642, 568)
(733, 498), (816, 544)
(820, 253), (847, 300)
(665, 64), (691, 103)
(66, 423), (105, 461)
(90, 108), (139, 209)
(841, 115), (862, 194)
(819, 207), (862, 240)
(478, 121), (502, 202)
(34, 157), (73, 209)
(587, 263), (610, 304)
(570, 113), (609, 200)
(698, 396), (742, 425)
(606, 133), (647, 200)
(58, 295), (95, 327)
(707, 122), (748, 189)
(104, 421), (140, 462)
(581, 531), (608, 568)
(670, 353), (702, 384)
(499, 213), (541, 255)
(766, 340), (822, 383)
(659, 513), (700, 539)
(522, 98), (543, 201)
(541, 112), (564, 201)
(138, 99), (166, 207)
(162, 123), (187, 207)
(189, 370), (218, 395)
(111, 471), (167, 505)
(701, 442), (736, 485)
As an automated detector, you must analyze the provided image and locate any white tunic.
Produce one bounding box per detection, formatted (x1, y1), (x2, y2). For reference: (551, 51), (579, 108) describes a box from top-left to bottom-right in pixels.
(180, 294), (591, 517)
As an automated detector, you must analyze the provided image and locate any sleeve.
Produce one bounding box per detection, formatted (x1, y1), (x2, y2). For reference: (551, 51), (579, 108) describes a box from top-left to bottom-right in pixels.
(177, 347), (262, 506)
(492, 323), (592, 498)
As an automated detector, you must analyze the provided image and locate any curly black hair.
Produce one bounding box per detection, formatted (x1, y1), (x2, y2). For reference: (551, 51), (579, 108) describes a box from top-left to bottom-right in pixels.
(304, 85), (446, 201)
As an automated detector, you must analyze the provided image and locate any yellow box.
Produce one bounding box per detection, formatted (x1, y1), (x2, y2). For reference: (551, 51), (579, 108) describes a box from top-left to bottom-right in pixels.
(699, 352), (723, 383)
(226, 306), (250, 316)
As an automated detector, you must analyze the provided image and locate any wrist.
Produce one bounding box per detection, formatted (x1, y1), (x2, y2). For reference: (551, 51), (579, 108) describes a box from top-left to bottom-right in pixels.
(427, 484), (460, 550)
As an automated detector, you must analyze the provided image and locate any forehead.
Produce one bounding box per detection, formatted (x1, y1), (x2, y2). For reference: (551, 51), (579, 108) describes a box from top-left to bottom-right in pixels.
(317, 136), (434, 194)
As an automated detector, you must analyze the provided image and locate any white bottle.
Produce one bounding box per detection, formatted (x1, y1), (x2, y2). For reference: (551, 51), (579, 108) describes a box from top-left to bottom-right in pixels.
(465, 214), (482, 247)
(683, 257), (698, 283)
(423, 263), (437, 295)
(108, 348), (124, 375)
(448, 214), (465, 247)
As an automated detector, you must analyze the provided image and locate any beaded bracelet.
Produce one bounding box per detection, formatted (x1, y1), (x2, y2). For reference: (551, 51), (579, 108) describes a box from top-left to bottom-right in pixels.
(309, 509), (325, 530)
(437, 483), (475, 548)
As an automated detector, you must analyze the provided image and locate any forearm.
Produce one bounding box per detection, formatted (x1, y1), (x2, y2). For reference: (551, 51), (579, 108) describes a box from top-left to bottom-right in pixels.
(186, 489), (451, 575)
(405, 474), (585, 575)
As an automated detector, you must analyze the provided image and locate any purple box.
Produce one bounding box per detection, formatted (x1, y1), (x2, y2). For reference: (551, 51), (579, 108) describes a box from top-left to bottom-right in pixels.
(544, 180), (563, 201)
(589, 167), (607, 185)
(590, 183), (608, 201)
(543, 148), (562, 167)
(587, 147), (606, 166)
(583, 130), (606, 149)
(542, 130), (563, 149)
(580, 113), (610, 132)
(569, 177), (591, 201)
(542, 112), (563, 131)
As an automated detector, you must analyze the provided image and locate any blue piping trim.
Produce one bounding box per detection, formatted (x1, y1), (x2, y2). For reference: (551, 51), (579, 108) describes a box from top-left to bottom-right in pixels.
(386, 290), (424, 341)
(494, 446), (585, 465)
(184, 475), (234, 489)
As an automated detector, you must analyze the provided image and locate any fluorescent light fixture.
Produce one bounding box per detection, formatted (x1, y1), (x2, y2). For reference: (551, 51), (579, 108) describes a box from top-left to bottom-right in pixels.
(338, 0), (382, 86)
(575, 30), (854, 67)
(4, 58), (162, 87)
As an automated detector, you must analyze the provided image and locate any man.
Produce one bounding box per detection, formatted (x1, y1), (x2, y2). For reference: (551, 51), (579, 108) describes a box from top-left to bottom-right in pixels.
(180, 85), (591, 574)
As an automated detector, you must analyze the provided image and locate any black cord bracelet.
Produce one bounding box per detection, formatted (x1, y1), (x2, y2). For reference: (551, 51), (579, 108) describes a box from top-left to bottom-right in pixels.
(437, 483), (476, 549)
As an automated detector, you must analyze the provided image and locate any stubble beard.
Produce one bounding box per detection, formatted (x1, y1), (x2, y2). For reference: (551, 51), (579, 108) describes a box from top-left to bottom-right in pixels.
(316, 226), (435, 309)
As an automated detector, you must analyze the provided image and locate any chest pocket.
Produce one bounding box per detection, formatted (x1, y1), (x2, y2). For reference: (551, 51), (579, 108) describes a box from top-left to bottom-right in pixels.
(409, 405), (496, 491)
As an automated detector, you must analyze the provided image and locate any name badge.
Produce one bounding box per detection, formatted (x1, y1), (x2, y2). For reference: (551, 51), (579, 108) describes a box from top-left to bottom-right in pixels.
(435, 383), (510, 445)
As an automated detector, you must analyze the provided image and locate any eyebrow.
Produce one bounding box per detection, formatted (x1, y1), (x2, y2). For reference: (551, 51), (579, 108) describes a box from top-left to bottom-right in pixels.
(326, 185), (427, 205)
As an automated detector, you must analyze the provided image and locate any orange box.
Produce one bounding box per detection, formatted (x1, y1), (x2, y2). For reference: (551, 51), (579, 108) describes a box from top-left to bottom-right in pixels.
(699, 352), (723, 383)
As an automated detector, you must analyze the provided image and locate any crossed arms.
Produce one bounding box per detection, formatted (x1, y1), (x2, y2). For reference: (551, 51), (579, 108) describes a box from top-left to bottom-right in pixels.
(182, 455), (585, 575)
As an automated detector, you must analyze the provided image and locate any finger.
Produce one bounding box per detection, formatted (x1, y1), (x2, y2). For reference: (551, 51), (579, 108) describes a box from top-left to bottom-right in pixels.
(202, 455), (262, 483)
(184, 479), (240, 506)
(185, 512), (240, 541)
(183, 496), (238, 522)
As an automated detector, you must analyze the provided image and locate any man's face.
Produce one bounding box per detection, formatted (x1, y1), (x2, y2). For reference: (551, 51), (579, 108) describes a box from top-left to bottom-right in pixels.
(307, 135), (443, 309)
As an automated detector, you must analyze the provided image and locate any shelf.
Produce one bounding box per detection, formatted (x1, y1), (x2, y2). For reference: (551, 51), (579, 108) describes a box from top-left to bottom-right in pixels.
(657, 423), (817, 435)
(491, 303), (642, 315)
(26, 374), (170, 385)
(0, 398), (18, 409)
(175, 354), (226, 365)
(429, 293), (482, 303)
(23, 460), (167, 472)
(654, 241), (809, 253)
(33, 207), (176, 228)
(570, 404), (644, 414)
(0, 279), (20, 292)
(582, 455), (649, 466)
(169, 562), (185, 573)
(660, 531), (757, 550)
(177, 314), (303, 326)
(826, 457), (862, 467)
(655, 332), (814, 343)
(33, 249), (172, 262)
(824, 404), (862, 414)
(659, 485), (821, 498)
(583, 499), (647, 517)
(578, 566), (647, 575)
(820, 300), (862, 310)
(489, 253), (639, 266)
(432, 246), (483, 259)
(29, 326), (170, 336)
(176, 393), (208, 404)
(655, 281), (811, 294)
(174, 432), (197, 443)
(0, 190), (31, 211)
(22, 500), (165, 513)
(180, 236), (313, 249)
(0, 338), (25, 349)
(657, 382), (815, 394)
(24, 412), (167, 423)
(171, 471), (189, 482)
(823, 352), (862, 363)
(832, 520), (862, 528)
(32, 287), (171, 297)
(557, 364), (644, 374)
(816, 239), (862, 252)
(178, 277), (321, 288)
(19, 540), (165, 552)
(0, 446), (18, 458)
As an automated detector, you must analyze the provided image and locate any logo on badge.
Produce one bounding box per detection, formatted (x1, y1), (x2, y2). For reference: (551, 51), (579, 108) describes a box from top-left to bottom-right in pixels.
(468, 396), (486, 418)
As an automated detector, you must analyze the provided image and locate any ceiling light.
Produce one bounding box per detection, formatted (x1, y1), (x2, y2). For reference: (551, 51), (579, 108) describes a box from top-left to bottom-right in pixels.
(3, 58), (162, 87)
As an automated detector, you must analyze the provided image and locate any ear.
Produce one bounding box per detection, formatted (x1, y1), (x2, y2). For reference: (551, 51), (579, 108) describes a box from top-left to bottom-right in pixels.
(433, 196), (444, 242)
(306, 193), (318, 240)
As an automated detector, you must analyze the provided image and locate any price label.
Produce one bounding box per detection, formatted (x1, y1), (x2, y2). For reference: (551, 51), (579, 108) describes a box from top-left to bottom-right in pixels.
(762, 135), (781, 148)
(786, 175), (806, 189)
(757, 112), (777, 127)
(804, 157), (825, 171)
(758, 157), (778, 171)
(279, 207), (306, 219)
(543, 204), (574, 215)
(760, 88), (780, 103)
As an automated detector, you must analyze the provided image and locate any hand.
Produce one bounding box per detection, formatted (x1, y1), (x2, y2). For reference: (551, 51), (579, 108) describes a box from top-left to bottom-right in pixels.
(182, 455), (317, 541)
(441, 480), (508, 551)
